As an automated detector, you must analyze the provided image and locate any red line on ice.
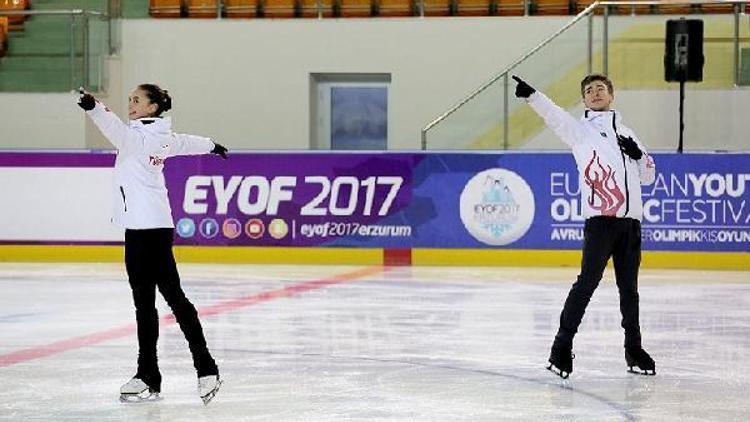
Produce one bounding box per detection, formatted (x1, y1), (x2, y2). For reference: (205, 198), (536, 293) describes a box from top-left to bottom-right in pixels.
(0, 266), (383, 368)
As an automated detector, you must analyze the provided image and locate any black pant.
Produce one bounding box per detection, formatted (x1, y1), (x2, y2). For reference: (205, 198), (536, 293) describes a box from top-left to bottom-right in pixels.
(124, 228), (217, 390)
(554, 216), (643, 350)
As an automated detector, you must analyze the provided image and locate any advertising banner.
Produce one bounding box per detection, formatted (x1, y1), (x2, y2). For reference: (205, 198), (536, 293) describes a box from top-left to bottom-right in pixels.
(166, 153), (419, 247)
(164, 152), (749, 252)
(1, 152), (747, 252)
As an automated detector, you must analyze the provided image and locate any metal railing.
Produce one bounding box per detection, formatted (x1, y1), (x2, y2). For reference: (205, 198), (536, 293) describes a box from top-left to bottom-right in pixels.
(1, 8), (113, 92)
(420, 0), (750, 150)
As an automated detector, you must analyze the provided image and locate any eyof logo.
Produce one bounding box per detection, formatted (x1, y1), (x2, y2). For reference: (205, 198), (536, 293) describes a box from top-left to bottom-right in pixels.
(459, 168), (535, 246)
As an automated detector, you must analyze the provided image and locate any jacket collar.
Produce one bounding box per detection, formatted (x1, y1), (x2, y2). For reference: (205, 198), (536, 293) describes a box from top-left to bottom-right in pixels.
(129, 116), (172, 134)
(583, 108), (622, 125)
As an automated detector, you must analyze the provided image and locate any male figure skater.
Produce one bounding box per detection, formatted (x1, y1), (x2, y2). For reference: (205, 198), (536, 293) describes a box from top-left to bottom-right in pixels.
(513, 74), (657, 378)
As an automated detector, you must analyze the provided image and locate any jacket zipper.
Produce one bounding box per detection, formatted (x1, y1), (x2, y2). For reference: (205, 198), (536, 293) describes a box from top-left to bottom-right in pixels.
(119, 186), (128, 212)
(611, 113), (630, 217)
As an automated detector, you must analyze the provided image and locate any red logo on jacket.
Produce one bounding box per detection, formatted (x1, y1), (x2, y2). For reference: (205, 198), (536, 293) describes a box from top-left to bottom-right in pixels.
(584, 151), (625, 216)
(149, 155), (165, 166)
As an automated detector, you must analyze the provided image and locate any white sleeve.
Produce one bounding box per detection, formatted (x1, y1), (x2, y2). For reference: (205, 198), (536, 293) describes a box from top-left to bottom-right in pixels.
(526, 91), (587, 148)
(86, 102), (142, 153)
(168, 133), (215, 157)
(634, 135), (656, 186)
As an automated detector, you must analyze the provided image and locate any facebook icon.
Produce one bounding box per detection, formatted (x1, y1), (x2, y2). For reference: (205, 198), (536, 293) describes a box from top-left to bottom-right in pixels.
(199, 218), (219, 239)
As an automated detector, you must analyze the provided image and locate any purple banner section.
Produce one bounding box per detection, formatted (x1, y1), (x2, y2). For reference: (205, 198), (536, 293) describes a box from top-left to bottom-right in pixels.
(165, 153), (420, 246)
(0, 151), (116, 167)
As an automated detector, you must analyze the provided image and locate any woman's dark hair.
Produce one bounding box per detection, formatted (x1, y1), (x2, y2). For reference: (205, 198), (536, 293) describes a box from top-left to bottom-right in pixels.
(138, 83), (172, 117)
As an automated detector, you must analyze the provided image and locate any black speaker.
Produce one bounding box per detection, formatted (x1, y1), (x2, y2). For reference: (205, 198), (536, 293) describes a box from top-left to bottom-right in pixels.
(664, 19), (704, 82)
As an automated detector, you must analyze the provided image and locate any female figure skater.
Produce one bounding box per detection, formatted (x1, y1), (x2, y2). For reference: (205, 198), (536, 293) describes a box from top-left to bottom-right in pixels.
(78, 84), (227, 404)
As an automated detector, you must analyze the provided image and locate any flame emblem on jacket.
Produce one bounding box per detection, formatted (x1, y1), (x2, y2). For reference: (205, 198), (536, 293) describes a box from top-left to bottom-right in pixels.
(584, 151), (624, 216)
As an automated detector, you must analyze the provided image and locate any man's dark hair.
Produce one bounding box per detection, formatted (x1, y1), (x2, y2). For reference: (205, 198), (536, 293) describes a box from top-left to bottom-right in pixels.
(580, 74), (614, 97)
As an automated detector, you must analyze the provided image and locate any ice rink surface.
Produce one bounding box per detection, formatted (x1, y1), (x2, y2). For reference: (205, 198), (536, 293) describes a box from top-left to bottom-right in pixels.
(1, 263), (748, 421)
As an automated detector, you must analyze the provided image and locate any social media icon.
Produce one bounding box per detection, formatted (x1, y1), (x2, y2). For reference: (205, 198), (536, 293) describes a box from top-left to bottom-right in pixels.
(199, 218), (219, 239)
(223, 218), (242, 239)
(268, 218), (289, 239)
(176, 218), (196, 238)
(245, 219), (265, 240)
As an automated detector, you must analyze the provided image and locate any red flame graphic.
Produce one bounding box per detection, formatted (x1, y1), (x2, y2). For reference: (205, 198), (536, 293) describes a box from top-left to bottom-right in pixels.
(584, 151), (624, 216)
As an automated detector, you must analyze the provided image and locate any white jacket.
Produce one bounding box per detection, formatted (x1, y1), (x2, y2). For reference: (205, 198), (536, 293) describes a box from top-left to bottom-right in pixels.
(87, 102), (215, 229)
(527, 91), (656, 221)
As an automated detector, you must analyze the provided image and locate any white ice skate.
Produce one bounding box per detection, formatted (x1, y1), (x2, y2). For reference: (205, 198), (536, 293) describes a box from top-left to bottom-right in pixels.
(198, 375), (222, 405)
(119, 377), (161, 403)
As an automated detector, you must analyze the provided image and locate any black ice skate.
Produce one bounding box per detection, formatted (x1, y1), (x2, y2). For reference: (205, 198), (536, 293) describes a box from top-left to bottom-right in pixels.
(198, 374), (222, 405)
(625, 347), (656, 375)
(119, 377), (161, 403)
(547, 344), (574, 379)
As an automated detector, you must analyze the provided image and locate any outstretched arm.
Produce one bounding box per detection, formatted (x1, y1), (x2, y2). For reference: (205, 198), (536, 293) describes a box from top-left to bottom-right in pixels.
(513, 76), (587, 148)
(170, 133), (229, 159)
(79, 90), (141, 152)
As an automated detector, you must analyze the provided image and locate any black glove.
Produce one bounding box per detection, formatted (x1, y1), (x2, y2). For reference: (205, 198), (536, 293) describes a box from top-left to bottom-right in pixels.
(78, 90), (96, 111)
(211, 142), (229, 159)
(512, 75), (536, 99)
(617, 135), (643, 160)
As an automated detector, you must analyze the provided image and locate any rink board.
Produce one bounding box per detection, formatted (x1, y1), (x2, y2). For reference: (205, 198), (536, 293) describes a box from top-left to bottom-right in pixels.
(0, 245), (746, 270)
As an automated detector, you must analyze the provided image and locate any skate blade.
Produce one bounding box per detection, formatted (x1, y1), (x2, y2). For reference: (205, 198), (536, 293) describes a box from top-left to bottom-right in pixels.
(546, 363), (570, 379)
(201, 379), (223, 406)
(119, 391), (161, 403)
(628, 366), (656, 376)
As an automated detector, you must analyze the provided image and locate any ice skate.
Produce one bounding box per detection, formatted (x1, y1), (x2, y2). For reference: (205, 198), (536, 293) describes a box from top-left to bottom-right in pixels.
(625, 347), (656, 375)
(119, 377), (161, 403)
(547, 344), (574, 379)
(198, 374), (222, 405)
